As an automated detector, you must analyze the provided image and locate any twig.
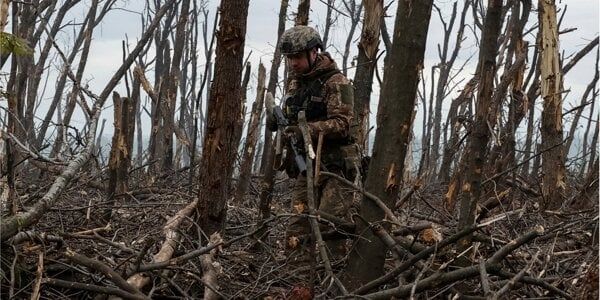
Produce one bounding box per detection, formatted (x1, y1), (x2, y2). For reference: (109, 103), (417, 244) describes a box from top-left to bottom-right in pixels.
(30, 251), (44, 300)
(490, 269), (571, 299)
(74, 223), (112, 235)
(491, 251), (539, 299)
(42, 278), (148, 300)
(479, 259), (491, 297)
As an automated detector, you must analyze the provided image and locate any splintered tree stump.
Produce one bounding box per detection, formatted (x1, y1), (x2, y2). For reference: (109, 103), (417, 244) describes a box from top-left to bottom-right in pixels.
(105, 92), (134, 220)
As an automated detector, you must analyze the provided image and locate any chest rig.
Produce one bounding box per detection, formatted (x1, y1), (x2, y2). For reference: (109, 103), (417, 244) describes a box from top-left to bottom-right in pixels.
(283, 69), (340, 124)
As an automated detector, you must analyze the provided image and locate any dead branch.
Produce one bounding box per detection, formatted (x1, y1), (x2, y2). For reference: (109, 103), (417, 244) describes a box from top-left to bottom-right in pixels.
(298, 111), (348, 295)
(125, 198), (198, 290)
(30, 251), (44, 300)
(320, 171), (401, 226)
(200, 233), (223, 300)
(63, 249), (149, 299)
(353, 224), (481, 295)
(362, 226), (546, 299)
(42, 278), (148, 300)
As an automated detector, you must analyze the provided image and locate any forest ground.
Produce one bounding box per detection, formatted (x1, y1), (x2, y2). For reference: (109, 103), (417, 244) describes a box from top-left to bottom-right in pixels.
(0, 165), (597, 299)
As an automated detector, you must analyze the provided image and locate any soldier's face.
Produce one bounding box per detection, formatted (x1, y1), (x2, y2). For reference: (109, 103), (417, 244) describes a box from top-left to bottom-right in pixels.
(286, 49), (318, 74)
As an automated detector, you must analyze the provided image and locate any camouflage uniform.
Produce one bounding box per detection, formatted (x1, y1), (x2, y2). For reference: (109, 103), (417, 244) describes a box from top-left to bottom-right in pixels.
(268, 26), (360, 260)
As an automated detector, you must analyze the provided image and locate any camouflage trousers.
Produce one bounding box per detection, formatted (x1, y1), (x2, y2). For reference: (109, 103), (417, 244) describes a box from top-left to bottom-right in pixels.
(286, 169), (354, 262)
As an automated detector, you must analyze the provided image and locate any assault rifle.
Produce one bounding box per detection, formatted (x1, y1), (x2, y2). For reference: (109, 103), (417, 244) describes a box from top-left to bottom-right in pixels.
(273, 106), (307, 175)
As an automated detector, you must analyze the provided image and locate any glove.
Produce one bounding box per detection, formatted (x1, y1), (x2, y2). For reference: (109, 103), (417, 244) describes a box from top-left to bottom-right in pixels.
(284, 125), (302, 138)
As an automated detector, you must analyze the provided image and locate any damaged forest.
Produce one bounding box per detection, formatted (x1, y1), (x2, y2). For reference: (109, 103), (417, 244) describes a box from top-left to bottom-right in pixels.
(0, 0), (599, 299)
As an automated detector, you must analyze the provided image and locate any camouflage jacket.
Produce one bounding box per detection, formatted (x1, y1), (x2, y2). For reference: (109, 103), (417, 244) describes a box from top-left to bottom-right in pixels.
(268, 53), (357, 176)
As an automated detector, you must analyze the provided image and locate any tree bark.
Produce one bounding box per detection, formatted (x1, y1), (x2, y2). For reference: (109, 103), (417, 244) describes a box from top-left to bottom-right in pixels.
(105, 92), (134, 220)
(344, 0), (433, 289)
(196, 0), (250, 235)
(352, 0), (382, 152)
(455, 0), (503, 240)
(538, 0), (566, 209)
(162, 0), (190, 170)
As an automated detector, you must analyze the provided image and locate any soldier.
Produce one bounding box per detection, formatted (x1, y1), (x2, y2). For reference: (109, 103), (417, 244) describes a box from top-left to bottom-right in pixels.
(266, 25), (361, 263)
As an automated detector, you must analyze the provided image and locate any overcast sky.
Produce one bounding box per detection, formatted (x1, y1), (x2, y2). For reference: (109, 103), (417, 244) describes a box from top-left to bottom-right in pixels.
(2, 0), (598, 155)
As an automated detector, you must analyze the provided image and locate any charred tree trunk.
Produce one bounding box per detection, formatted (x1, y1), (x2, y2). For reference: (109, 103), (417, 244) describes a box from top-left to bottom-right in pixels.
(344, 0), (432, 289)
(538, 0), (566, 209)
(196, 0), (250, 234)
(352, 0), (383, 152)
(235, 63), (266, 204)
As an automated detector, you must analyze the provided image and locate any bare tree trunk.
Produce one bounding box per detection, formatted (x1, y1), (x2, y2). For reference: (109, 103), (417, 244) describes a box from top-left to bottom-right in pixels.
(260, 0), (288, 174)
(234, 63), (266, 204)
(429, 1), (469, 175)
(0, 0), (9, 33)
(438, 76), (477, 182)
(587, 116), (599, 176)
(344, 0), (432, 289)
(105, 92), (134, 220)
(341, 0), (363, 76)
(234, 62), (252, 157)
(25, 0), (80, 145)
(5, 95), (18, 215)
(148, 6), (177, 172)
(565, 51), (599, 155)
(580, 82), (598, 177)
(352, 0), (383, 152)
(321, 0), (334, 50)
(455, 0), (503, 240)
(538, 0), (566, 209)
(37, 0), (101, 149)
(50, 1), (101, 158)
(196, 0), (250, 235)
(162, 0), (190, 170)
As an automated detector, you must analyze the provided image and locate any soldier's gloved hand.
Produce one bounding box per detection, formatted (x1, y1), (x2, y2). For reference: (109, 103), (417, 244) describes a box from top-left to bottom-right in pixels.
(284, 126), (302, 138)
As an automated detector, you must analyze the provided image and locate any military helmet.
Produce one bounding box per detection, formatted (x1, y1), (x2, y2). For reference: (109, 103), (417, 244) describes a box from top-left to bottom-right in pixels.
(279, 25), (323, 55)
